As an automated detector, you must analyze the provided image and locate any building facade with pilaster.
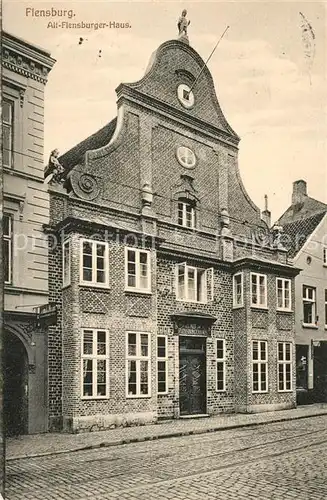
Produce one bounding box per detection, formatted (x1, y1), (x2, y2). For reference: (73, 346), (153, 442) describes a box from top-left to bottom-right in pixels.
(47, 32), (299, 432)
(2, 32), (56, 435)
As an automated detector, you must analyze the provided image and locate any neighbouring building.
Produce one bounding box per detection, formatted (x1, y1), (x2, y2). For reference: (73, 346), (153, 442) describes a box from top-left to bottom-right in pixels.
(278, 180), (327, 404)
(47, 28), (300, 433)
(2, 32), (56, 434)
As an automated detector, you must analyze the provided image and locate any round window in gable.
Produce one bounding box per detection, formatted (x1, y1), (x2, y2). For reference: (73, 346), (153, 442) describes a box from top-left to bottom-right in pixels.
(306, 256), (312, 265)
(177, 84), (195, 108)
(176, 146), (196, 169)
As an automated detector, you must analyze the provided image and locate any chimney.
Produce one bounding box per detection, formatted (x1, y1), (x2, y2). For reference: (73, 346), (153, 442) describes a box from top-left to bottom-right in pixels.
(292, 180), (307, 205)
(262, 194), (271, 227)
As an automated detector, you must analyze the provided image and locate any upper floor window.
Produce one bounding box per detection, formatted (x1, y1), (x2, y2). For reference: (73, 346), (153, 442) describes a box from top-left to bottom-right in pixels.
(176, 263), (213, 303)
(81, 329), (109, 399)
(80, 239), (109, 287)
(125, 248), (151, 292)
(323, 247), (327, 266)
(276, 278), (291, 311)
(303, 285), (316, 325)
(62, 240), (71, 288)
(233, 273), (243, 307)
(250, 273), (267, 308)
(177, 199), (195, 229)
(177, 84), (195, 108)
(3, 214), (13, 284)
(3, 99), (14, 168)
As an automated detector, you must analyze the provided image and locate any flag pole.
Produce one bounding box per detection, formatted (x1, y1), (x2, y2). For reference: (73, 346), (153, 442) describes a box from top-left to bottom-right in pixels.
(189, 25), (230, 93)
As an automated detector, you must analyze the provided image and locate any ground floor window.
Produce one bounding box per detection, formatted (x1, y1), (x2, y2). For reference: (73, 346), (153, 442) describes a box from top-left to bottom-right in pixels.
(81, 329), (109, 398)
(252, 340), (268, 393)
(157, 336), (168, 394)
(278, 342), (292, 392)
(216, 339), (226, 391)
(126, 332), (150, 397)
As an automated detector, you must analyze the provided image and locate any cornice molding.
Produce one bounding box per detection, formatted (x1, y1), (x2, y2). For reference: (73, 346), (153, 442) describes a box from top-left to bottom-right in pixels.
(2, 35), (56, 84)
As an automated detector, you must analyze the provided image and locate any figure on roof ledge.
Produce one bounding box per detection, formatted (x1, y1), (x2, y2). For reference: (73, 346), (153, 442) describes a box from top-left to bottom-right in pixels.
(178, 9), (190, 39)
(44, 148), (65, 184)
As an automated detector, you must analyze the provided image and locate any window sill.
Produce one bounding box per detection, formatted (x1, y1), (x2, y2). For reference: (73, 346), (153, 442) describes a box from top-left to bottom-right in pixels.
(158, 392), (169, 396)
(126, 394), (151, 399)
(277, 390), (293, 393)
(302, 323), (319, 329)
(176, 298), (208, 305)
(276, 308), (293, 314)
(216, 389), (226, 393)
(250, 306), (268, 311)
(252, 391), (269, 394)
(81, 396), (110, 400)
(232, 304), (244, 310)
(79, 282), (110, 290)
(124, 288), (152, 295)
(62, 283), (71, 290)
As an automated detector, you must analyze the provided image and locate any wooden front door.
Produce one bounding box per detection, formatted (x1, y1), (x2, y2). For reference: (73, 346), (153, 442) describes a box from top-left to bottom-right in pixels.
(179, 336), (206, 415)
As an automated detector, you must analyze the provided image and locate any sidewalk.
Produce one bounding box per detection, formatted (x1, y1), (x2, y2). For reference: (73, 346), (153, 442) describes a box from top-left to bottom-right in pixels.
(6, 404), (327, 461)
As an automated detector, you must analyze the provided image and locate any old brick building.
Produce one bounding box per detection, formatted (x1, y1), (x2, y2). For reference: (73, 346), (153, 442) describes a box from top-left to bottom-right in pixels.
(48, 33), (300, 432)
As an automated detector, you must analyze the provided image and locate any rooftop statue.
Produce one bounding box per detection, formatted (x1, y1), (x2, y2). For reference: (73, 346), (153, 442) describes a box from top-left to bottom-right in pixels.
(178, 9), (190, 38)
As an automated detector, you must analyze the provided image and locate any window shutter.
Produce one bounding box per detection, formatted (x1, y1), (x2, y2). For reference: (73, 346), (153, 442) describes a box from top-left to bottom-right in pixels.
(206, 268), (214, 302)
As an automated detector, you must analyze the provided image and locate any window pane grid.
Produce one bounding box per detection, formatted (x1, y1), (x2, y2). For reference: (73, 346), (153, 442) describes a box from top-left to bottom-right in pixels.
(278, 342), (292, 392)
(216, 339), (226, 391)
(127, 333), (150, 397)
(3, 100), (13, 168)
(277, 278), (291, 310)
(126, 248), (150, 291)
(3, 214), (13, 284)
(251, 274), (267, 307)
(252, 341), (268, 393)
(176, 264), (209, 303)
(81, 329), (109, 398)
(157, 336), (168, 394)
(302, 286), (316, 324)
(81, 240), (108, 286)
(233, 273), (243, 307)
(62, 240), (71, 287)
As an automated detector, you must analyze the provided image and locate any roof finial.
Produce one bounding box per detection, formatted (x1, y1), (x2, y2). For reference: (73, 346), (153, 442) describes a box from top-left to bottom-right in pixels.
(177, 9), (190, 44)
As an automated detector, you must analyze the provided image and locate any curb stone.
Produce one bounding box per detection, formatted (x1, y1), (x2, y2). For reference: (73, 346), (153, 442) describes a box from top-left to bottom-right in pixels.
(7, 410), (327, 462)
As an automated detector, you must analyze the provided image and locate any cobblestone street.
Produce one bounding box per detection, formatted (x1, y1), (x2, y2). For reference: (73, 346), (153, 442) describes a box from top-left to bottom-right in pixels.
(6, 414), (327, 499)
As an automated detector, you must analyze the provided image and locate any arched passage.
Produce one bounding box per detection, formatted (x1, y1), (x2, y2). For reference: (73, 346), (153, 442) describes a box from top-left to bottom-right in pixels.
(4, 330), (29, 436)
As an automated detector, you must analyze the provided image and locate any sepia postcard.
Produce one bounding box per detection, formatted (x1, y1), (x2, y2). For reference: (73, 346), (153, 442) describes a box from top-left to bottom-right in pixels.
(1, 1), (327, 499)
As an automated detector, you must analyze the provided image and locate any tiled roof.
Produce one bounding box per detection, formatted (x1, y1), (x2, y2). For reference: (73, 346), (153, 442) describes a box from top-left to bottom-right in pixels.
(280, 211), (327, 258)
(59, 117), (117, 174)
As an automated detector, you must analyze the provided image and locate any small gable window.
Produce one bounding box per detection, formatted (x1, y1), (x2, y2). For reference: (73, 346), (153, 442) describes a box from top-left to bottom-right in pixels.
(176, 146), (196, 169)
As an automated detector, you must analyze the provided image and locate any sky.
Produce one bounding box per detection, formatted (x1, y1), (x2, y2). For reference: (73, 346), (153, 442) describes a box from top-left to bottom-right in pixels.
(4, 0), (327, 221)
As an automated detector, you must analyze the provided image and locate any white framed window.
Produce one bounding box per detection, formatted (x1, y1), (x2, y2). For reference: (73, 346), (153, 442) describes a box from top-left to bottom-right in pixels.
(277, 342), (292, 392)
(176, 146), (196, 169)
(216, 339), (226, 392)
(176, 263), (214, 303)
(177, 200), (195, 228)
(3, 214), (13, 285)
(325, 290), (327, 328)
(125, 247), (151, 292)
(80, 239), (109, 287)
(126, 332), (151, 397)
(276, 278), (291, 311)
(233, 273), (243, 308)
(62, 239), (71, 288)
(177, 84), (195, 108)
(3, 99), (14, 168)
(157, 336), (168, 394)
(250, 273), (267, 308)
(323, 247), (327, 266)
(302, 286), (316, 325)
(252, 340), (268, 393)
(81, 329), (109, 399)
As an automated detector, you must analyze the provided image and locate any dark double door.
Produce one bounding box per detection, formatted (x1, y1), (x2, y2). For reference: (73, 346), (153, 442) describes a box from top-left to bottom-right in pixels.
(179, 336), (206, 415)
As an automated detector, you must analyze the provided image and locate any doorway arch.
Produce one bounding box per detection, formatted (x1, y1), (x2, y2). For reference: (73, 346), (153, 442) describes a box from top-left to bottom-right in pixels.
(4, 330), (29, 436)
